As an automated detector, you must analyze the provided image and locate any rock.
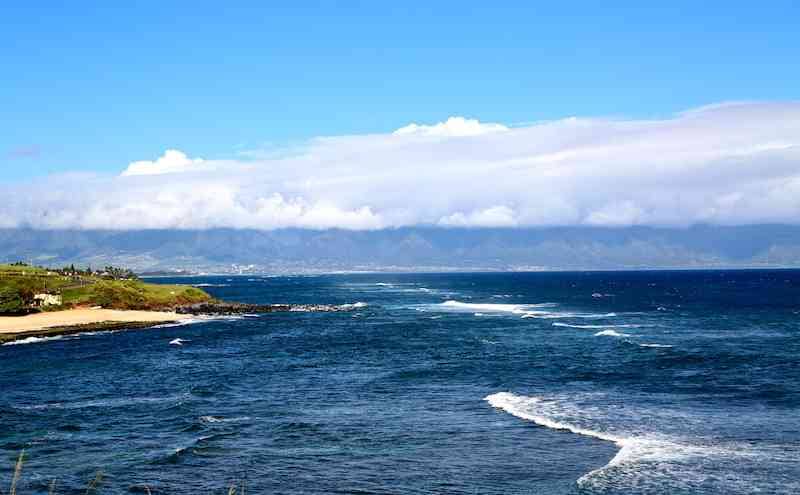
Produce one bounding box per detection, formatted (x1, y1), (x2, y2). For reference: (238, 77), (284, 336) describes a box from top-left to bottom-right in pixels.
(174, 301), (359, 315)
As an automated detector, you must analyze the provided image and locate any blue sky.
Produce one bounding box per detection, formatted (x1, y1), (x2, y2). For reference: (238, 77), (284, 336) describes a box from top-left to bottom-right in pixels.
(2, 1), (799, 181)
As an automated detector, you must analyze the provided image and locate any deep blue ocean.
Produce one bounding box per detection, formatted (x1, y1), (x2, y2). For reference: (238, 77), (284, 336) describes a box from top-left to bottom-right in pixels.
(2, 271), (799, 494)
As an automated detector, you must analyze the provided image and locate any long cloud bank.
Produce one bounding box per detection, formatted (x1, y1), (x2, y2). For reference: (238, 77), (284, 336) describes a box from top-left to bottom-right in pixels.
(2, 102), (800, 230)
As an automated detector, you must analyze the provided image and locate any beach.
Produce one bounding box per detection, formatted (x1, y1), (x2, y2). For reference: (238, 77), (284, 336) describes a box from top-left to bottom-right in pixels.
(0, 308), (184, 342)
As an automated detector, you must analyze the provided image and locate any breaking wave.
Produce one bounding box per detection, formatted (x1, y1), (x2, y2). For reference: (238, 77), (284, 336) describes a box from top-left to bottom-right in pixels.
(3, 335), (65, 346)
(435, 300), (616, 320)
(552, 322), (652, 329)
(484, 392), (780, 493)
(595, 329), (630, 337)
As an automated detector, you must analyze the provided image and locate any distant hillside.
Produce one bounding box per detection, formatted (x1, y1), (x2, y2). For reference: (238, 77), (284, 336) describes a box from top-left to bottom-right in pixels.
(1, 226), (800, 272)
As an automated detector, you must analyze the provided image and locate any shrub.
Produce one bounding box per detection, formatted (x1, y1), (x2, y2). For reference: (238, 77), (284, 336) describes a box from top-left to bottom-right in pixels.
(0, 287), (26, 314)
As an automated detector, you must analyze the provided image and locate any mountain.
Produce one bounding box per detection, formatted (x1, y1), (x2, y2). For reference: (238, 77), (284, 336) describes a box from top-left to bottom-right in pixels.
(1, 226), (800, 273)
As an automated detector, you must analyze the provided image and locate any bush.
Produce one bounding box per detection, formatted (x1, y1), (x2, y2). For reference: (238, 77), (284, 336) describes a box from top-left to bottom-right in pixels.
(0, 287), (26, 314)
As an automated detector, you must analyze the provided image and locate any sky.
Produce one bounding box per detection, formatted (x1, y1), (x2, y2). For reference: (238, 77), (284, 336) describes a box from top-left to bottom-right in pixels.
(1, 2), (799, 231)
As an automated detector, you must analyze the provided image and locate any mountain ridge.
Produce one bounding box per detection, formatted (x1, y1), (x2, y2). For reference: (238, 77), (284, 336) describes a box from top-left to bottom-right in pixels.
(2, 225), (799, 273)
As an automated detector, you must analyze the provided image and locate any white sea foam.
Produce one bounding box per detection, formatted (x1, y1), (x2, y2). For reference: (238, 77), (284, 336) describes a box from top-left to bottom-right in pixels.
(595, 329), (630, 337)
(3, 335), (65, 346)
(639, 343), (673, 348)
(192, 283), (230, 287)
(553, 322), (652, 329)
(484, 392), (724, 491)
(153, 317), (211, 329)
(200, 415), (251, 424)
(170, 338), (189, 346)
(339, 302), (368, 310)
(435, 300), (615, 320)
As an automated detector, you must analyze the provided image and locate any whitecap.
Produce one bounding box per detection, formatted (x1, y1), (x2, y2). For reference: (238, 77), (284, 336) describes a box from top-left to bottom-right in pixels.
(338, 302), (368, 310)
(434, 300), (618, 320)
(484, 392), (726, 492)
(3, 335), (64, 346)
(595, 329), (630, 337)
(153, 318), (205, 329)
(639, 343), (673, 348)
(553, 322), (652, 329)
(200, 415), (251, 424)
(170, 338), (189, 346)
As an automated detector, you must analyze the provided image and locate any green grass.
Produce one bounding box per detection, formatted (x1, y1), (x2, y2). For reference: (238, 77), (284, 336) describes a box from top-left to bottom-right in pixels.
(60, 280), (211, 310)
(0, 264), (212, 312)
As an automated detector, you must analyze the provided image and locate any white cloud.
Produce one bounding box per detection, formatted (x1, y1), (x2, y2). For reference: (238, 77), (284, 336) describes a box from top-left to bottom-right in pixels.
(393, 116), (509, 137)
(439, 206), (518, 227)
(121, 149), (205, 176)
(3, 102), (800, 230)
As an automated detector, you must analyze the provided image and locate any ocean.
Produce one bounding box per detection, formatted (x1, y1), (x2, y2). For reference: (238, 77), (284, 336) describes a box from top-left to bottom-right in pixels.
(2, 270), (799, 494)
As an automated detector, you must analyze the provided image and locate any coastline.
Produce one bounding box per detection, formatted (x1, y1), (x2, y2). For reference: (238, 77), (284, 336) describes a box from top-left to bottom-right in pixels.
(0, 308), (186, 345)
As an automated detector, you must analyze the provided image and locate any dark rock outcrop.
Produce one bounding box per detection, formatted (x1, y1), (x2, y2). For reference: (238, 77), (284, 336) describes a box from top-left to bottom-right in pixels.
(175, 301), (363, 315)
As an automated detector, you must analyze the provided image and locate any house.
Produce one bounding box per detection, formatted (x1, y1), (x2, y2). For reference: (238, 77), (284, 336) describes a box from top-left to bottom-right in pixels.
(33, 293), (62, 307)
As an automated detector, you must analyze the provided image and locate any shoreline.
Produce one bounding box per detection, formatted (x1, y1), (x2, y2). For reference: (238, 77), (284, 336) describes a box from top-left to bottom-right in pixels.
(0, 308), (186, 345)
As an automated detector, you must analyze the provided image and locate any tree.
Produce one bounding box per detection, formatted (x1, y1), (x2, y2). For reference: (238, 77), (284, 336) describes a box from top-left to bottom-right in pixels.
(0, 287), (26, 314)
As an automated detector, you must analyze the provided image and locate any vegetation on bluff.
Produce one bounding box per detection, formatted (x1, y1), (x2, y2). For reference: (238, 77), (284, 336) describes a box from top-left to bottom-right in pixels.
(0, 263), (211, 314)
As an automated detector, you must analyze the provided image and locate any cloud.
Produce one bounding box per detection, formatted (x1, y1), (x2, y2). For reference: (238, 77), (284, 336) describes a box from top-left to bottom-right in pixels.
(393, 116), (509, 137)
(2, 102), (800, 230)
(438, 206), (518, 227)
(121, 149), (205, 176)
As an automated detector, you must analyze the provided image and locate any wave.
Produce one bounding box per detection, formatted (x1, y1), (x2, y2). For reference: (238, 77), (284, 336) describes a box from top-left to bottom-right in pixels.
(484, 392), (711, 491)
(3, 335), (65, 346)
(595, 329), (630, 337)
(191, 283), (230, 287)
(483, 392), (779, 492)
(199, 415), (251, 424)
(436, 300), (615, 320)
(338, 302), (368, 310)
(486, 392), (622, 444)
(639, 343), (673, 348)
(153, 318), (204, 329)
(553, 322), (652, 329)
(439, 300), (553, 313)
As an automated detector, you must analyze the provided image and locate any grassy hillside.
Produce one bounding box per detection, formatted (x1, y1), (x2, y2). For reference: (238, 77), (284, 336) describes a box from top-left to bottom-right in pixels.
(0, 264), (211, 313)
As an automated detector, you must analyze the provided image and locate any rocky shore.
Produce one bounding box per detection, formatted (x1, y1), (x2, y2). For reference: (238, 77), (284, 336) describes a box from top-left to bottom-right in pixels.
(1, 303), (366, 345)
(175, 301), (365, 315)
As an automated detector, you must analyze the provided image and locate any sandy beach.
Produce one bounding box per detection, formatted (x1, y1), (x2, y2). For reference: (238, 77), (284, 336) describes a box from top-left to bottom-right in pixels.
(0, 308), (183, 335)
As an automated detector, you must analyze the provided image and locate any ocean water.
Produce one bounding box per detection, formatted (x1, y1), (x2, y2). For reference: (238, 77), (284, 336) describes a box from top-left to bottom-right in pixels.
(1, 270), (799, 494)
